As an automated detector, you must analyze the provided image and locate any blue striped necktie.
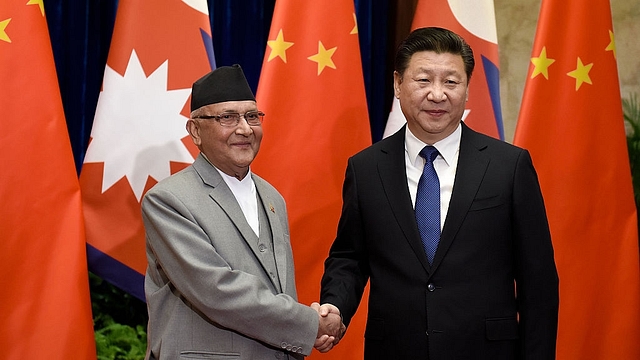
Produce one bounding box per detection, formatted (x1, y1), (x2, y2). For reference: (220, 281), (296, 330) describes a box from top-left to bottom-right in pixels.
(415, 146), (441, 264)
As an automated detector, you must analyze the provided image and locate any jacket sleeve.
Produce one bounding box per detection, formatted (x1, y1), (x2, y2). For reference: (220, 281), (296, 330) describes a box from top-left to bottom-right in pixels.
(320, 157), (370, 326)
(512, 149), (559, 359)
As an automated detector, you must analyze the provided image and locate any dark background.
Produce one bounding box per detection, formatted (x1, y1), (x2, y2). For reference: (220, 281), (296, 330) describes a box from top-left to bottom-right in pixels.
(44, 0), (420, 173)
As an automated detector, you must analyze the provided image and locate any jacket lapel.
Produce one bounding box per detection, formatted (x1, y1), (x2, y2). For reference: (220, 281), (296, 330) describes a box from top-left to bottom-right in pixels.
(254, 178), (291, 294)
(431, 124), (490, 272)
(378, 128), (432, 273)
(193, 156), (278, 287)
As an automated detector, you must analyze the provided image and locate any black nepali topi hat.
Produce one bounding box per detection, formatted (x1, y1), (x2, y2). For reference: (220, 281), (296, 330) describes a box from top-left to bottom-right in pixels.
(190, 64), (255, 111)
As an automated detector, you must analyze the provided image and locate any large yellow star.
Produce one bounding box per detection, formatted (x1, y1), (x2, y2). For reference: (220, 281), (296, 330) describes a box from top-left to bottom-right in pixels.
(605, 29), (616, 59)
(27, 0), (45, 17)
(267, 29), (294, 63)
(567, 57), (593, 91)
(350, 13), (358, 35)
(530, 46), (555, 79)
(0, 18), (11, 43)
(307, 41), (337, 75)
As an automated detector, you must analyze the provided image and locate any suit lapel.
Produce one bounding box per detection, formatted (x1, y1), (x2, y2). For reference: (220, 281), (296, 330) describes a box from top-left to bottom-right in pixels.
(431, 124), (490, 271)
(254, 178), (290, 294)
(194, 156), (281, 289)
(378, 128), (432, 273)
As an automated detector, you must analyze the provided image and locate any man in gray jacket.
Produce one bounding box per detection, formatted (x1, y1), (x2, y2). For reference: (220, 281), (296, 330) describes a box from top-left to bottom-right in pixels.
(142, 65), (342, 360)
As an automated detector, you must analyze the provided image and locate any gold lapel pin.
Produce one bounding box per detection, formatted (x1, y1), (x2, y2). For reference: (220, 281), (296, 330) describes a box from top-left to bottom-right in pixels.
(269, 204), (275, 213)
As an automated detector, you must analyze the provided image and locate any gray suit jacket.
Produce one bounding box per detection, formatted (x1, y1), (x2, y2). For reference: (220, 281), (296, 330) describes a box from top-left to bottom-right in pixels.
(142, 154), (318, 360)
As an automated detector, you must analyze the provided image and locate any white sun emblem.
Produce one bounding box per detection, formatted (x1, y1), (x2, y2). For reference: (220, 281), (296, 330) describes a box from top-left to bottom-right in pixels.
(83, 50), (194, 201)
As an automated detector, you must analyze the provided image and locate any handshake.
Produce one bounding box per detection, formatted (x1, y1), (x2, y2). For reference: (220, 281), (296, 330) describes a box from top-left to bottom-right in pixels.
(311, 302), (346, 353)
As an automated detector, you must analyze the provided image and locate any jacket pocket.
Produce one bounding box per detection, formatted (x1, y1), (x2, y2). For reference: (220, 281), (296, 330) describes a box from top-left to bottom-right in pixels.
(485, 317), (519, 340)
(180, 351), (240, 359)
(468, 194), (503, 211)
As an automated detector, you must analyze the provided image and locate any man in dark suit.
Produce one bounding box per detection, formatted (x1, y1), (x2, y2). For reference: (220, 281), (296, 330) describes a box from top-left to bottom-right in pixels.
(318, 27), (559, 359)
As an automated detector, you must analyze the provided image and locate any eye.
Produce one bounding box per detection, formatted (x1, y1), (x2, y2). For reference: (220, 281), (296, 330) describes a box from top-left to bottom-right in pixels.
(220, 114), (236, 120)
(245, 112), (259, 120)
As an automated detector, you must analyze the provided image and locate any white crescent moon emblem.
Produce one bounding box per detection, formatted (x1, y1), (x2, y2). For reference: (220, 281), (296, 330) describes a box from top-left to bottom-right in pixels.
(448, 0), (498, 44)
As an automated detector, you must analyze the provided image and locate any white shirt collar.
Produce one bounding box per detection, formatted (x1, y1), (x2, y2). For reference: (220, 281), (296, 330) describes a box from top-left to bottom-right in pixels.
(405, 123), (462, 166)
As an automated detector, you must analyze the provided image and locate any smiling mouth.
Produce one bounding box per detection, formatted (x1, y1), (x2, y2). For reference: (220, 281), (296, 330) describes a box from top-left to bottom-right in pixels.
(425, 109), (447, 116)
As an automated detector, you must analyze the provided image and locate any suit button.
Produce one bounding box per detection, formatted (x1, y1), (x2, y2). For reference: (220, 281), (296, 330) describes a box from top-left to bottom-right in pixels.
(275, 352), (284, 359)
(280, 342), (287, 349)
(427, 283), (436, 291)
(259, 244), (267, 252)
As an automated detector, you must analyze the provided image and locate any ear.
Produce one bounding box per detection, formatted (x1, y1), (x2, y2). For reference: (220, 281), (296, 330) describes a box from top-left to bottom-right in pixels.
(393, 71), (402, 98)
(186, 119), (202, 147)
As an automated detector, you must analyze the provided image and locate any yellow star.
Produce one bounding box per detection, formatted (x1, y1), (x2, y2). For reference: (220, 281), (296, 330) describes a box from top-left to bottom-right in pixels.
(27, 0), (45, 17)
(0, 18), (11, 43)
(350, 13), (358, 35)
(530, 46), (555, 79)
(267, 29), (294, 63)
(307, 41), (337, 75)
(605, 29), (616, 59)
(567, 57), (593, 91)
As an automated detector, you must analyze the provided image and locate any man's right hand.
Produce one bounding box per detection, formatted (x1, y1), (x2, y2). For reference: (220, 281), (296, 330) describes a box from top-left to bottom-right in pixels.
(311, 302), (346, 353)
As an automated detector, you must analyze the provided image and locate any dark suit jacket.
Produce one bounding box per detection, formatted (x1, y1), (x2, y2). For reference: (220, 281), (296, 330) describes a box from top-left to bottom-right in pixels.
(321, 123), (559, 360)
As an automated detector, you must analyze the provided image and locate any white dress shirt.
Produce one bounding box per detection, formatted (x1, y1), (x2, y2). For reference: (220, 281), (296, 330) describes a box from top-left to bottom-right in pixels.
(405, 124), (461, 230)
(216, 167), (260, 237)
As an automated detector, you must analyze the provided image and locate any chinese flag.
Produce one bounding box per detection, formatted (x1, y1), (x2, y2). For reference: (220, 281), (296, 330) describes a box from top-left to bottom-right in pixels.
(0, 1), (96, 359)
(252, 1), (371, 358)
(79, 0), (214, 299)
(514, 0), (640, 358)
(384, 0), (503, 140)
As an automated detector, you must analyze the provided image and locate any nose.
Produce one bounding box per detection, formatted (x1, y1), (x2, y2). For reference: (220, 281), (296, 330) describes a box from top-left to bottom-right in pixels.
(235, 116), (253, 134)
(426, 85), (447, 102)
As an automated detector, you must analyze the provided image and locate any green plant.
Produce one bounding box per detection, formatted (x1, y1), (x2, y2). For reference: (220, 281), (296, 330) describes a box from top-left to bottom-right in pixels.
(623, 92), (640, 208)
(94, 314), (147, 360)
(90, 273), (148, 360)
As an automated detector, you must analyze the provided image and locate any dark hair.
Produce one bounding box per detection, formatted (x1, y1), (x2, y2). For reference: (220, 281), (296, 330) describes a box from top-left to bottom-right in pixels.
(395, 27), (475, 82)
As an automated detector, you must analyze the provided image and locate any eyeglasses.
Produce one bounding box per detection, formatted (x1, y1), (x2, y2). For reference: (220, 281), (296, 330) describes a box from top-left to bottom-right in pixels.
(193, 111), (265, 127)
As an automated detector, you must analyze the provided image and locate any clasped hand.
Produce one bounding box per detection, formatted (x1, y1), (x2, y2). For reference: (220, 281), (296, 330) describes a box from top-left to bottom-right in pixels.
(311, 302), (346, 353)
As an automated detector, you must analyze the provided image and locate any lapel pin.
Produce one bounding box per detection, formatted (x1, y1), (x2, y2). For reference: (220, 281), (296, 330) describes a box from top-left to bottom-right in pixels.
(269, 204), (275, 213)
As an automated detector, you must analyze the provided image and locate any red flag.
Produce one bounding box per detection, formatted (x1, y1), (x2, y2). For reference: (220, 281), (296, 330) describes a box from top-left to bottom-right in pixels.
(384, 0), (503, 140)
(79, 0), (214, 298)
(0, 1), (96, 359)
(514, 0), (640, 358)
(252, 1), (371, 358)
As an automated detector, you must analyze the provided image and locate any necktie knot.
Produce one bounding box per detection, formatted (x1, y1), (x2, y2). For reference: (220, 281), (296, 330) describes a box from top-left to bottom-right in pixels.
(419, 145), (439, 163)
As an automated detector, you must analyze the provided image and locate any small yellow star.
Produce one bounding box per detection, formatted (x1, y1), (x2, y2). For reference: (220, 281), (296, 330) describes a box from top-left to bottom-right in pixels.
(307, 41), (337, 75)
(0, 18), (11, 43)
(350, 13), (358, 35)
(267, 29), (294, 63)
(530, 46), (555, 79)
(27, 0), (45, 17)
(605, 29), (616, 59)
(567, 57), (593, 91)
